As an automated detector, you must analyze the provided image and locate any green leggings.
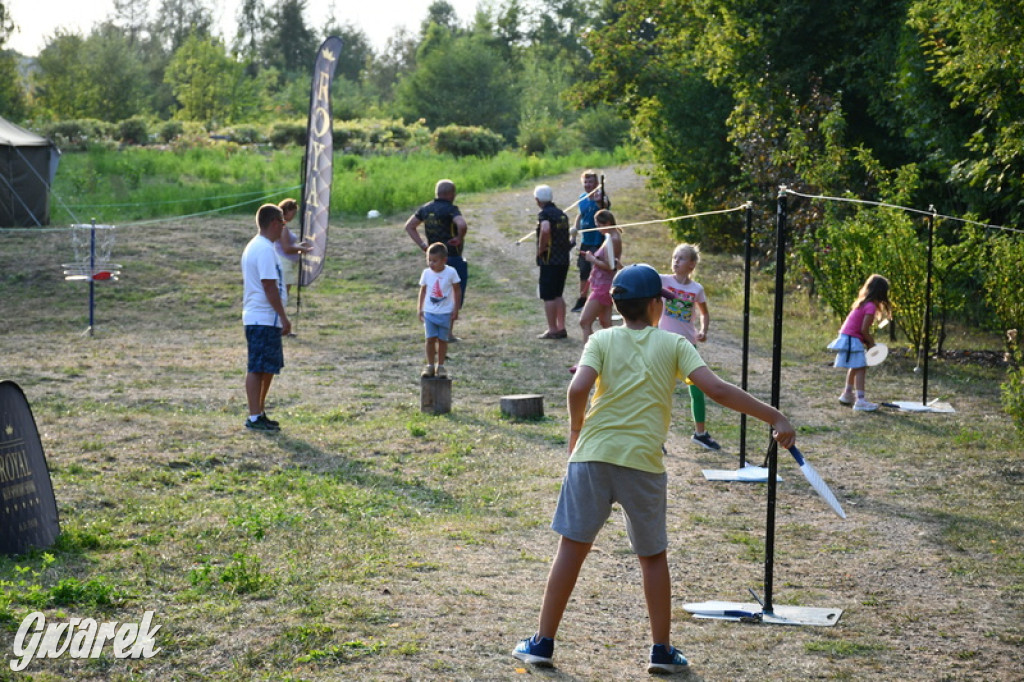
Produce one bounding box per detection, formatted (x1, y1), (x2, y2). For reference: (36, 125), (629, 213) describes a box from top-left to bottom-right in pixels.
(689, 383), (706, 423)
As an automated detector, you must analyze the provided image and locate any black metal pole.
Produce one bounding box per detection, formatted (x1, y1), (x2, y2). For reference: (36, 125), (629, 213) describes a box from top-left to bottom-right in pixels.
(739, 202), (753, 467)
(922, 209), (935, 405)
(763, 187), (789, 613)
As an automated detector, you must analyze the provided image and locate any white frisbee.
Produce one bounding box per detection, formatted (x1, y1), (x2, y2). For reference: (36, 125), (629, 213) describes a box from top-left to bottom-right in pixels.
(865, 343), (888, 366)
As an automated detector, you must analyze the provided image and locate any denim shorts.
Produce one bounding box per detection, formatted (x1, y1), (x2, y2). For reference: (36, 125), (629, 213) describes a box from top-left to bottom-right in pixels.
(423, 312), (452, 340)
(246, 325), (284, 374)
(552, 461), (668, 557)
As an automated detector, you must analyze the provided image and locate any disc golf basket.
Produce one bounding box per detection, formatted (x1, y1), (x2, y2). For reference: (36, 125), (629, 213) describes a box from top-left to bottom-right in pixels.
(62, 221), (121, 335)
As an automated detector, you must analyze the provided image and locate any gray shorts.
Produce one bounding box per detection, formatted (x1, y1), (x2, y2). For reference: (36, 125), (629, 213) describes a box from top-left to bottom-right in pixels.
(552, 461), (668, 557)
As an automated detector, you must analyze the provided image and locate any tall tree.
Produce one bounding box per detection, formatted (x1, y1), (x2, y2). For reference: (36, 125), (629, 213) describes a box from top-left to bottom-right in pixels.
(364, 27), (416, 103)
(262, 0), (316, 77)
(234, 0), (266, 76)
(33, 32), (91, 119)
(420, 1), (461, 37)
(909, 0), (1024, 223)
(81, 23), (150, 120)
(112, 0), (150, 46)
(321, 21), (373, 82)
(165, 34), (255, 127)
(0, 0), (28, 120)
(396, 34), (517, 138)
(152, 0), (214, 53)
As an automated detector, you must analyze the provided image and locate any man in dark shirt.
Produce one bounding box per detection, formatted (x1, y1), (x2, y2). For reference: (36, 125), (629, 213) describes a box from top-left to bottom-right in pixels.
(534, 185), (572, 339)
(405, 179), (469, 340)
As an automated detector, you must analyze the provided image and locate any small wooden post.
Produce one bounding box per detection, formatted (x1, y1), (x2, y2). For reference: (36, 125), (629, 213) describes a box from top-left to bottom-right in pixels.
(500, 394), (544, 419)
(420, 376), (452, 414)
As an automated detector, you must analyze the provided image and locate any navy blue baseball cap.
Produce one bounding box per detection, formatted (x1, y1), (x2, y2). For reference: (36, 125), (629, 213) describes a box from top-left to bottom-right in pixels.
(611, 264), (678, 301)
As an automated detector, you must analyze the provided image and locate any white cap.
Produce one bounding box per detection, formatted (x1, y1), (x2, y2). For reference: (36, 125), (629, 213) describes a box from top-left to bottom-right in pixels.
(534, 185), (553, 202)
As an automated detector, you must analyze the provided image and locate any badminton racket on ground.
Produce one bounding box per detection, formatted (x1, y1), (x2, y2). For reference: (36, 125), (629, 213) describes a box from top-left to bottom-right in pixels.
(787, 446), (846, 519)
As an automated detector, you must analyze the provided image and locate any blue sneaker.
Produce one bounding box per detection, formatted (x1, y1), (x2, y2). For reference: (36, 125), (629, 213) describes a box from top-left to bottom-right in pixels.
(512, 635), (553, 667)
(648, 644), (688, 674)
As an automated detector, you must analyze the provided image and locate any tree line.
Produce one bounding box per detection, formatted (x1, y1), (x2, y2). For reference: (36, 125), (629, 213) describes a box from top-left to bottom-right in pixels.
(0, 0), (627, 154)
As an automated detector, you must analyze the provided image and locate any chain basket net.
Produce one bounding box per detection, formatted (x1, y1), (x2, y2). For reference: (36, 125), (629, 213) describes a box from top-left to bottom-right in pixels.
(63, 223), (121, 281)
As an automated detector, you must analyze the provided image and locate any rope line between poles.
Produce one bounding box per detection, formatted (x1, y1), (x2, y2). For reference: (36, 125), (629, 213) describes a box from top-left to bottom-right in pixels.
(574, 203), (750, 236)
(0, 185), (303, 234)
(782, 187), (1024, 236)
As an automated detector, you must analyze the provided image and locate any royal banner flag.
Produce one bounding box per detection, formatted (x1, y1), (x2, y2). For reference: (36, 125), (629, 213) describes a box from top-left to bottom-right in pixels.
(1, 380), (60, 555)
(298, 36), (344, 288)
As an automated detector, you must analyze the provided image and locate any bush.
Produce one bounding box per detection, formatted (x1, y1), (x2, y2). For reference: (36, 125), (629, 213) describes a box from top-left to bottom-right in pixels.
(571, 105), (632, 151)
(221, 125), (266, 145)
(268, 121), (307, 147)
(116, 116), (151, 145)
(158, 120), (185, 144)
(431, 125), (504, 158)
(1004, 344), (1024, 435)
(41, 119), (116, 150)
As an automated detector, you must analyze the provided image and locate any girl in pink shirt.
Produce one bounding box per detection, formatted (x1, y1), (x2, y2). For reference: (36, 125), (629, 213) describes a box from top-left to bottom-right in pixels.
(827, 274), (892, 411)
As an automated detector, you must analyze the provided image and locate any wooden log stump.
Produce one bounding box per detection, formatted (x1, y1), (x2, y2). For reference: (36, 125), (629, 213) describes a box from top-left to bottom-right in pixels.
(420, 376), (452, 414)
(500, 393), (544, 420)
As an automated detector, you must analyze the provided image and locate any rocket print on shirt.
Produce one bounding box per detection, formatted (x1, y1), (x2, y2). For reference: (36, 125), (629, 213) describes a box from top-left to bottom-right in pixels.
(429, 278), (447, 305)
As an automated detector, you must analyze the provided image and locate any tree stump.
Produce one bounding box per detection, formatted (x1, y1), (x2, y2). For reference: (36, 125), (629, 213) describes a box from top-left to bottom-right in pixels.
(420, 376), (452, 414)
(500, 394), (544, 420)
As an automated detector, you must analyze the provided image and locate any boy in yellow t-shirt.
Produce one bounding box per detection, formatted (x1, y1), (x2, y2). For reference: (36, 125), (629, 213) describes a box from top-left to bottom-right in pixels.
(513, 264), (796, 674)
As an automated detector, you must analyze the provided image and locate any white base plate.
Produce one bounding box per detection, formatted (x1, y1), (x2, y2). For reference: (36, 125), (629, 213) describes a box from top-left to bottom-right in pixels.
(888, 400), (955, 413)
(684, 601), (843, 627)
(702, 465), (782, 482)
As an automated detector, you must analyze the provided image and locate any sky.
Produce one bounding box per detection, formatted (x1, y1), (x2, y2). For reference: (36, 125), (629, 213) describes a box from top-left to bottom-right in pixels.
(5, 0), (488, 57)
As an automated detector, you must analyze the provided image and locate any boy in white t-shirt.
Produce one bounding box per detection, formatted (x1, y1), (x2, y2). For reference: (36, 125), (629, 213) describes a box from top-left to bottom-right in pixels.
(417, 242), (462, 378)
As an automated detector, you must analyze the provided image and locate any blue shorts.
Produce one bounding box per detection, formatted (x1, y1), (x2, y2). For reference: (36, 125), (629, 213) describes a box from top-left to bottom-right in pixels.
(423, 312), (452, 341)
(552, 461), (668, 557)
(246, 325), (284, 374)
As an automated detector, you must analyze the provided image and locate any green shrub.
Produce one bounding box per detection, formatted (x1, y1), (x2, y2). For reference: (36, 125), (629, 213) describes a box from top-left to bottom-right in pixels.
(221, 125), (266, 145)
(117, 116), (151, 145)
(1004, 352), (1024, 435)
(571, 105), (632, 151)
(41, 119), (116, 150)
(158, 119), (185, 143)
(268, 120), (307, 147)
(431, 125), (505, 158)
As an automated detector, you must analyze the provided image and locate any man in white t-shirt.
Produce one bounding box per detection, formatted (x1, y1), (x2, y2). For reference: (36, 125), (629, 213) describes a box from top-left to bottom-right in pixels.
(241, 204), (291, 431)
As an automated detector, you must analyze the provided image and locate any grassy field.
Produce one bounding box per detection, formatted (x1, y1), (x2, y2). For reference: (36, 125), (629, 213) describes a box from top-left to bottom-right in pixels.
(0, 166), (1021, 681)
(48, 147), (630, 224)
